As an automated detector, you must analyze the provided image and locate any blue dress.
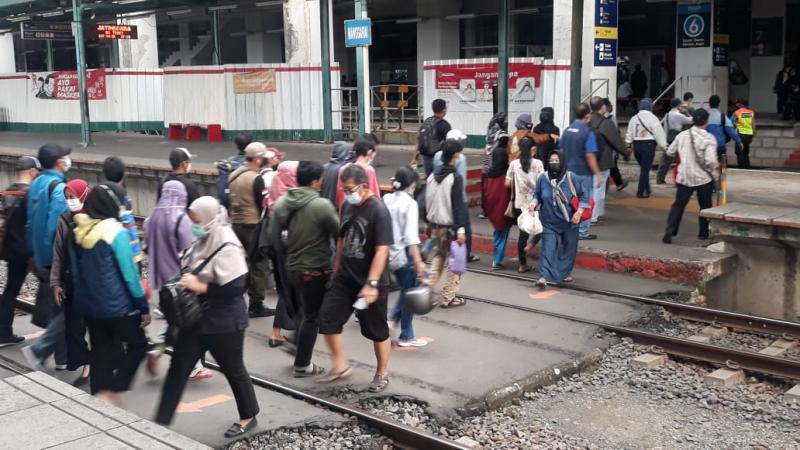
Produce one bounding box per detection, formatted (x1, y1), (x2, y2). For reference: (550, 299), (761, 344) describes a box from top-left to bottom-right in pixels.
(534, 172), (590, 282)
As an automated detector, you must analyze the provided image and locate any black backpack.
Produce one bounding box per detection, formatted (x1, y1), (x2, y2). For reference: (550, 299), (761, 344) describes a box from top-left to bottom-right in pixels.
(417, 116), (442, 157)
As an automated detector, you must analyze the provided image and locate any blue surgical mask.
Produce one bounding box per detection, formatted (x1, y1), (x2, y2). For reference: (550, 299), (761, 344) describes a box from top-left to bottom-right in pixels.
(345, 191), (362, 205)
(191, 223), (208, 239)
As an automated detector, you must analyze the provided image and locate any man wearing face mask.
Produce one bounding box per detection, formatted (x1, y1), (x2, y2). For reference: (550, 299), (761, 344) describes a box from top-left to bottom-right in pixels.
(335, 137), (382, 211)
(228, 142), (275, 318)
(158, 148), (200, 207)
(22, 143), (71, 370)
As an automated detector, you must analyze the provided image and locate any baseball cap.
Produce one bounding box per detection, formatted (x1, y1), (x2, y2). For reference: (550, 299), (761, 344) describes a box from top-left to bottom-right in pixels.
(37, 143), (71, 169)
(446, 129), (468, 142)
(16, 155), (41, 171)
(244, 142), (267, 158)
(168, 147), (196, 168)
(264, 147), (286, 159)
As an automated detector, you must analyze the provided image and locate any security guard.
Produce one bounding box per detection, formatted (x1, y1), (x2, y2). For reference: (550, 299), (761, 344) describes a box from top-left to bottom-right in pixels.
(732, 100), (755, 169)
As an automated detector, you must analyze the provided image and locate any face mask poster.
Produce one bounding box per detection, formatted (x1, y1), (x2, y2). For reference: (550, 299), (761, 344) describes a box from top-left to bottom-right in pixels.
(433, 62), (540, 113)
(29, 69), (107, 100)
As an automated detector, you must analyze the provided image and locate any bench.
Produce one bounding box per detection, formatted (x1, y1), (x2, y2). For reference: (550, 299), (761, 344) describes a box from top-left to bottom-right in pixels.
(168, 123), (223, 142)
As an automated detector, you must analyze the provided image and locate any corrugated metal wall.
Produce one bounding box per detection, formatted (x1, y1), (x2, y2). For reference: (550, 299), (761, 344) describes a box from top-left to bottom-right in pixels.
(423, 58), (572, 138)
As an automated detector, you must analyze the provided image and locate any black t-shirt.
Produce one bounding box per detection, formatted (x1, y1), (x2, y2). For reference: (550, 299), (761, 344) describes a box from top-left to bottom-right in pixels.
(338, 196), (393, 287)
(157, 173), (201, 206)
(434, 118), (452, 145)
(2, 182), (30, 260)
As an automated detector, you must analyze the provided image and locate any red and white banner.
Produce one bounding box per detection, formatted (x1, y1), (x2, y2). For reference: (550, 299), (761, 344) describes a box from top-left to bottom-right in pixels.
(435, 63), (542, 91)
(29, 68), (107, 100)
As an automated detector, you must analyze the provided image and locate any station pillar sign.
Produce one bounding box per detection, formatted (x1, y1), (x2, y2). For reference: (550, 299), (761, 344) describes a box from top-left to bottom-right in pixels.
(344, 18), (371, 47)
(593, 0), (618, 67)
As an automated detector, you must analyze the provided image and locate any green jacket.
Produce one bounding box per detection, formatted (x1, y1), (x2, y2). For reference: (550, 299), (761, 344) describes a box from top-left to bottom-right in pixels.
(269, 187), (339, 272)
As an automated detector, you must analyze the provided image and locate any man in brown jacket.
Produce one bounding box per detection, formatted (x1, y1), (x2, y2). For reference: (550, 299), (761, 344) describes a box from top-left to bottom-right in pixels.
(229, 142), (275, 318)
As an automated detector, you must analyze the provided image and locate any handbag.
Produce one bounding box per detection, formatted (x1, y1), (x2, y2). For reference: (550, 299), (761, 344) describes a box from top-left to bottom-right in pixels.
(504, 172), (516, 218)
(159, 242), (231, 330)
(566, 173), (595, 222)
(517, 209), (543, 236)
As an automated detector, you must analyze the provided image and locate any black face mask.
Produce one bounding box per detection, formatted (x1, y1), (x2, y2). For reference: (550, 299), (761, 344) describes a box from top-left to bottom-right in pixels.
(548, 164), (561, 177)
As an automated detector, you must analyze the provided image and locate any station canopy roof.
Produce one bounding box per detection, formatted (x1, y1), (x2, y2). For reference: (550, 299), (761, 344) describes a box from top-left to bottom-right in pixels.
(0, 0), (229, 29)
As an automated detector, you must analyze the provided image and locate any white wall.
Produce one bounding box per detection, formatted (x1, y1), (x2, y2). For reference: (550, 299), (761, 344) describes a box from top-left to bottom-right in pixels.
(416, 18), (461, 92)
(284, 0), (321, 64)
(749, 0), (786, 113)
(118, 13), (159, 69)
(0, 32), (14, 74)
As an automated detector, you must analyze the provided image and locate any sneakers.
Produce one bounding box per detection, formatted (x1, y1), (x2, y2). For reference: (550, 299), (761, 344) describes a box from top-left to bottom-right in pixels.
(248, 304), (276, 318)
(578, 234), (597, 241)
(491, 262), (506, 270)
(0, 335), (24, 348)
(21, 346), (44, 371)
(398, 338), (428, 348)
(55, 363), (68, 371)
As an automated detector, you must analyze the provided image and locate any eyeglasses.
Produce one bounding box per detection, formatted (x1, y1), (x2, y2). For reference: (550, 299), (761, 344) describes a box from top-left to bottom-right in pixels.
(341, 184), (365, 194)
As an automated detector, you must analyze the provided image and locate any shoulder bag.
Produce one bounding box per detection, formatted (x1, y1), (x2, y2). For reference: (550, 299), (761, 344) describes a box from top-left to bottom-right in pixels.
(566, 173), (595, 222)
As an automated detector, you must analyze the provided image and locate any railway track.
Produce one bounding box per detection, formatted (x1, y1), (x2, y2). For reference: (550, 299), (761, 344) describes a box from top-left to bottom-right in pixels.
(9, 298), (467, 450)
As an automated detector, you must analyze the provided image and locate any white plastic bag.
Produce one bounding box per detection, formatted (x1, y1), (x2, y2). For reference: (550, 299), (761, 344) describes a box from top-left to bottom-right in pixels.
(517, 209), (543, 236)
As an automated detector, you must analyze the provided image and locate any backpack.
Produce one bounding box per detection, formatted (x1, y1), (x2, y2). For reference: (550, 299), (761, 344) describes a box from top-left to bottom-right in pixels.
(216, 158), (244, 208)
(0, 187), (28, 258)
(417, 116), (442, 157)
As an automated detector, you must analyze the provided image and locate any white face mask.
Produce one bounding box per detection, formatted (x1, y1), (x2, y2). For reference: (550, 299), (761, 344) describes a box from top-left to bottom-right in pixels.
(186, 163), (192, 172)
(62, 156), (72, 173)
(66, 198), (82, 212)
(345, 191), (362, 205)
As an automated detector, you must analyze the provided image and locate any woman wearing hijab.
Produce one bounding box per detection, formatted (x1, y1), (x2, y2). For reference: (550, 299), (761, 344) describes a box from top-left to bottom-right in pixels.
(155, 196), (260, 438)
(481, 112), (508, 218)
(506, 137), (544, 273)
(533, 151), (591, 288)
(144, 181), (213, 381)
(72, 183), (149, 406)
(50, 179), (91, 386)
(532, 107), (561, 163)
(484, 130), (514, 269)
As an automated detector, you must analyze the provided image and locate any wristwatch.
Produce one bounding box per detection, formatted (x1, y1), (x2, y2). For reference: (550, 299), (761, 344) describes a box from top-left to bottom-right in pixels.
(367, 280), (379, 288)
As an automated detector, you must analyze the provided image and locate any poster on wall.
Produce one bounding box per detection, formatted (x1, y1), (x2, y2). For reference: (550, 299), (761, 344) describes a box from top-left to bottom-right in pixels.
(434, 63), (539, 110)
(29, 69), (107, 100)
(233, 69), (277, 94)
(677, 2), (711, 48)
(751, 18), (783, 57)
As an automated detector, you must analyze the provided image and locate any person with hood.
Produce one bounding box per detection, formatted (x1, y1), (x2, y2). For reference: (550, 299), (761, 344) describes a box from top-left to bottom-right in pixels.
(335, 137), (382, 210)
(533, 150), (590, 288)
(50, 179), (92, 386)
(269, 161), (339, 376)
(588, 97), (630, 225)
(482, 112), (508, 218)
(425, 140), (468, 307)
(506, 136), (544, 273)
(385, 167), (428, 346)
(72, 183), (149, 406)
(657, 97), (694, 184)
(0, 156), (39, 347)
(483, 136), (515, 269)
(22, 143), (71, 372)
(625, 98), (667, 198)
(532, 107), (560, 163)
(507, 113), (534, 162)
(155, 197), (260, 438)
(321, 143), (353, 205)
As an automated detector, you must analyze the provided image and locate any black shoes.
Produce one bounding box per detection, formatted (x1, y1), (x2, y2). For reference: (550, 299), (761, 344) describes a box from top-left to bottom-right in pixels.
(248, 304), (276, 318)
(578, 234), (597, 241)
(224, 418), (258, 438)
(0, 335), (24, 348)
(662, 233), (672, 244)
(617, 181), (629, 191)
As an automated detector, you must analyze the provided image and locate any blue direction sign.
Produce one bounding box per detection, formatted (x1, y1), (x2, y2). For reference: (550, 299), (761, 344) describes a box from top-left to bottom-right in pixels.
(344, 18), (372, 47)
(594, 38), (617, 67)
(677, 2), (711, 48)
(595, 0), (618, 28)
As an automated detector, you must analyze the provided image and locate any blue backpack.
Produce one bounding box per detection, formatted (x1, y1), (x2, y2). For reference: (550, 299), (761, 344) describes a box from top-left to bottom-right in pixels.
(215, 156), (245, 208)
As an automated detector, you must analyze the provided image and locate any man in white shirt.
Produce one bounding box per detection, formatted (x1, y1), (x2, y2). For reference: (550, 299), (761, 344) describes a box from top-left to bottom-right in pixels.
(657, 98), (694, 184)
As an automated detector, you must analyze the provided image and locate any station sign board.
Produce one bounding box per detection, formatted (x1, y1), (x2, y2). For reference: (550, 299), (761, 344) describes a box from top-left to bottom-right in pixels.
(593, 0), (617, 67)
(677, 2), (711, 48)
(21, 22), (73, 41)
(95, 24), (138, 40)
(344, 18), (371, 47)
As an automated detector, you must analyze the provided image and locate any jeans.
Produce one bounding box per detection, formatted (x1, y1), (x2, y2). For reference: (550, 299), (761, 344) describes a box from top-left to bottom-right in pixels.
(156, 329), (259, 425)
(0, 258), (27, 338)
(85, 313), (147, 395)
(572, 174), (594, 237)
(665, 182), (714, 239)
(31, 310), (67, 366)
(633, 140), (656, 197)
(289, 270), (330, 369)
(493, 228), (510, 265)
(391, 265), (418, 342)
(591, 169), (610, 223)
(422, 155), (435, 178)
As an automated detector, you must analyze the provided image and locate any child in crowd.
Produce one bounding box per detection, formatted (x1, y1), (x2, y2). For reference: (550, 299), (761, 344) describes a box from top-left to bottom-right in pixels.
(441, 227), (467, 308)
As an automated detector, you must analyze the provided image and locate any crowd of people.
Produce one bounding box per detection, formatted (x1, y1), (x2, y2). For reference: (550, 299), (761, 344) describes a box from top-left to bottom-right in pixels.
(0, 91), (741, 438)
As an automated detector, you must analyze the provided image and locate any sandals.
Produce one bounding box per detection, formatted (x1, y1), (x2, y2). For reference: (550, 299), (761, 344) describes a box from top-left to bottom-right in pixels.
(224, 418), (258, 438)
(518, 265), (531, 273)
(293, 363), (326, 378)
(368, 374), (390, 393)
(441, 297), (466, 308)
(317, 366), (352, 383)
(536, 278), (547, 289)
(268, 338), (285, 348)
(563, 276), (574, 283)
(189, 368), (214, 381)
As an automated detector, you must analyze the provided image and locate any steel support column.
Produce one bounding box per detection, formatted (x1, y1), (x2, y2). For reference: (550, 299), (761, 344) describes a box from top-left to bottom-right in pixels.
(45, 39), (53, 72)
(71, 0), (91, 147)
(320, 0), (333, 143)
(570, 0), (583, 110)
(354, 0), (370, 135)
(211, 10), (221, 65)
(497, 0), (509, 114)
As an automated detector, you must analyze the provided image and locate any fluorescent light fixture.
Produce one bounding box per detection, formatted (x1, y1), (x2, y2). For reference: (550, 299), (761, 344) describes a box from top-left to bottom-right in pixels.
(395, 18), (421, 24)
(208, 5), (238, 11)
(510, 7), (539, 15)
(255, 1), (282, 7)
(445, 13), (475, 20)
(40, 10), (65, 17)
(8, 15), (31, 22)
(115, 0), (148, 4)
(166, 8), (192, 16)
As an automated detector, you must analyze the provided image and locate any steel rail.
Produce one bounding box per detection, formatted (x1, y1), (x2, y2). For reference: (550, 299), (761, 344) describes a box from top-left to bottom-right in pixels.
(12, 298), (465, 450)
(457, 293), (800, 381)
(466, 267), (800, 338)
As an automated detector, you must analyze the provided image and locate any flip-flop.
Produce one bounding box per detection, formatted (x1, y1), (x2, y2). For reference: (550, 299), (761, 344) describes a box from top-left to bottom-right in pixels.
(317, 366), (352, 383)
(189, 369), (214, 381)
(440, 297), (466, 308)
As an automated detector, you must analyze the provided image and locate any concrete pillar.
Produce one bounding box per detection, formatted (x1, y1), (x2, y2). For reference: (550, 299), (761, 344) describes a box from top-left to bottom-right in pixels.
(246, 14), (265, 63)
(674, 0), (715, 109)
(0, 31), (14, 73)
(263, 12), (284, 62)
(580, 0), (617, 102)
(178, 23), (190, 66)
(284, 0), (321, 64)
(117, 12), (159, 68)
(553, 0), (582, 108)
(416, 1), (461, 93)
(748, 0), (786, 113)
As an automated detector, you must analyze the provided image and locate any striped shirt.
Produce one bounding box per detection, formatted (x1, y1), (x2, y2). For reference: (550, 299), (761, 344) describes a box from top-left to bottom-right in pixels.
(667, 127), (719, 187)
